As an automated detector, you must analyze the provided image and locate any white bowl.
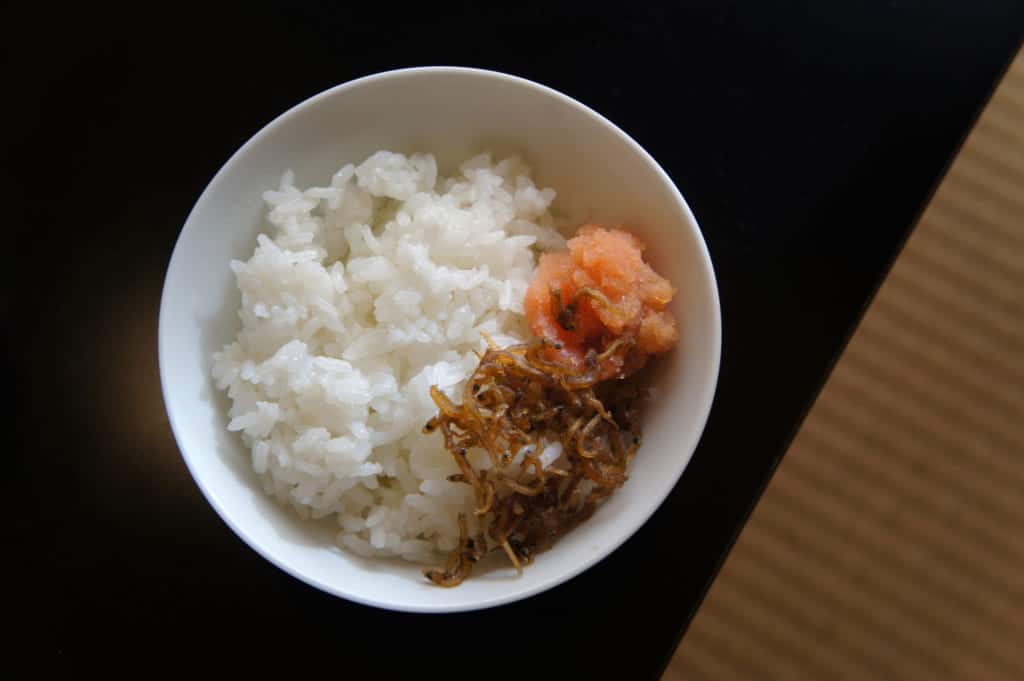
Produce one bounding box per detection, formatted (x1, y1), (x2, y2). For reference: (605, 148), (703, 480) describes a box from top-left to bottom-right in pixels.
(159, 67), (721, 613)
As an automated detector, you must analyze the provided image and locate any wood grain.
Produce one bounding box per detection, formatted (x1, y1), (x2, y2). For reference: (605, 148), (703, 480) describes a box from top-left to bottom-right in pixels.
(664, 50), (1024, 681)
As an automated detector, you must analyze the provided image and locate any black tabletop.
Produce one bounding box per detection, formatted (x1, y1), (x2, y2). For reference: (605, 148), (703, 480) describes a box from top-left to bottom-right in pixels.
(11, 1), (1022, 676)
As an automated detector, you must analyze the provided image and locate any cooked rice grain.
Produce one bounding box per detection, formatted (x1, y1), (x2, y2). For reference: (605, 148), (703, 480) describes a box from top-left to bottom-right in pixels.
(212, 151), (563, 561)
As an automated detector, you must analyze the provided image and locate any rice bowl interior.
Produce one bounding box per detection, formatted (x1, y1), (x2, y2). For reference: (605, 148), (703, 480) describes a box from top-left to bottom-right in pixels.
(158, 67), (720, 611)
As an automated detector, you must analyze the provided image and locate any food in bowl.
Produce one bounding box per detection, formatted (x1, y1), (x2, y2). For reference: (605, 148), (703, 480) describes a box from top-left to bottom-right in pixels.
(212, 151), (677, 584)
(423, 225), (677, 585)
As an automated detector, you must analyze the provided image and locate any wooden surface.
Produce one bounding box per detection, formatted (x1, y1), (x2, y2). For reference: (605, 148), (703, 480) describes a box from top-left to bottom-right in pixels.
(665, 50), (1024, 681)
(10, 4), (1022, 675)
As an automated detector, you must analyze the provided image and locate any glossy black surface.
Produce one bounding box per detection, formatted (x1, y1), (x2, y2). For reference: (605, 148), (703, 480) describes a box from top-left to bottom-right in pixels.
(11, 1), (1022, 675)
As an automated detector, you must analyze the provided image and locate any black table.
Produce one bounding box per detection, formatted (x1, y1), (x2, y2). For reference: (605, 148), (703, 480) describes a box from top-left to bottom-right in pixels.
(12, 2), (1022, 676)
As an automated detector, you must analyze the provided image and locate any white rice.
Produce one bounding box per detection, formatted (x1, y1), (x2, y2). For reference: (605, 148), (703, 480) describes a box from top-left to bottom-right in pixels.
(212, 151), (565, 562)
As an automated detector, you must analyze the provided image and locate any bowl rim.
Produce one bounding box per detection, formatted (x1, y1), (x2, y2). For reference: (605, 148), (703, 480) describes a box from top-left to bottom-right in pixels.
(158, 65), (722, 613)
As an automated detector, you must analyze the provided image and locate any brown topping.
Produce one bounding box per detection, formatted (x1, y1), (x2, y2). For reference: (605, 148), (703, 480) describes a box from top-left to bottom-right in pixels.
(421, 336), (644, 587)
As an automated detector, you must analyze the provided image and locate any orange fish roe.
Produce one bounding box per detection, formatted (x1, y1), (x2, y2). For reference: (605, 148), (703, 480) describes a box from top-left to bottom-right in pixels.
(523, 225), (678, 377)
